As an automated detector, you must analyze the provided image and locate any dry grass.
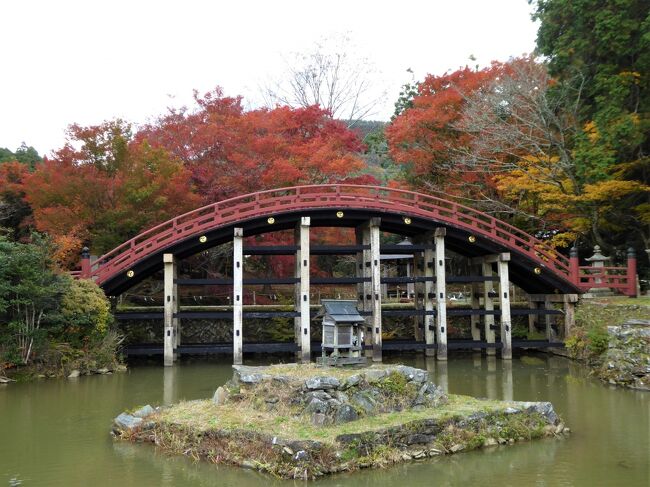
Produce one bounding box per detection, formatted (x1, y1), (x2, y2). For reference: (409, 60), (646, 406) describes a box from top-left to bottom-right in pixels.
(153, 394), (508, 444)
(262, 362), (396, 380)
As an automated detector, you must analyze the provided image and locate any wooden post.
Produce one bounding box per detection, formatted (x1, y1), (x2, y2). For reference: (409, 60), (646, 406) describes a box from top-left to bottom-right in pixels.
(370, 218), (382, 362)
(233, 227), (243, 365)
(163, 253), (175, 367)
(497, 253), (512, 360)
(563, 294), (578, 338)
(528, 297), (537, 336)
(295, 217), (311, 363)
(470, 266), (481, 345)
(627, 247), (638, 298)
(482, 261), (496, 356)
(80, 247), (91, 278)
(357, 226), (373, 359)
(424, 238), (436, 357)
(434, 228), (447, 361)
(413, 249), (424, 342)
(545, 295), (555, 342)
(569, 246), (580, 287)
(172, 256), (180, 360)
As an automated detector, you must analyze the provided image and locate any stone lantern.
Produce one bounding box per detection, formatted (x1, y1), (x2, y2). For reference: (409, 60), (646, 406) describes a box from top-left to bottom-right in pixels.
(585, 245), (612, 295)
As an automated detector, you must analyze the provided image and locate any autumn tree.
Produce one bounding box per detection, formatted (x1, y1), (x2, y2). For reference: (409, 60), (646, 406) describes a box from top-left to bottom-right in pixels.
(23, 120), (200, 263)
(386, 63), (506, 200)
(531, 0), (650, 251)
(139, 87), (369, 205)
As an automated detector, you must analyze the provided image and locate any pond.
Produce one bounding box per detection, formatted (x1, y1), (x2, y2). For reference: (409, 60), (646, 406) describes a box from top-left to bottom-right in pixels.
(1, 353), (648, 486)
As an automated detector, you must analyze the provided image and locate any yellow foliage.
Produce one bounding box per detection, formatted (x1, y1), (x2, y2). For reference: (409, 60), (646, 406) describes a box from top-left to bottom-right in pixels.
(549, 232), (579, 248)
(583, 121), (599, 143)
(581, 180), (650, 203)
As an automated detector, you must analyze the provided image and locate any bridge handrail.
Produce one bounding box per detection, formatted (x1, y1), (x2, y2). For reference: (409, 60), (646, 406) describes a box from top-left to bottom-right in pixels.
(88, 184), (570, 284)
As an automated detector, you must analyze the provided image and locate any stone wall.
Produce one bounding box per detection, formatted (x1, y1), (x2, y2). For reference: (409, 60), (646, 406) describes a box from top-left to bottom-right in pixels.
(597, 320), (650, 390)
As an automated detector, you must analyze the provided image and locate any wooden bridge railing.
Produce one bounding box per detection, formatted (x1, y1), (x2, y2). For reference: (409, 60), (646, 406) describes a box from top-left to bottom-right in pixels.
(74, 184), (573, 287)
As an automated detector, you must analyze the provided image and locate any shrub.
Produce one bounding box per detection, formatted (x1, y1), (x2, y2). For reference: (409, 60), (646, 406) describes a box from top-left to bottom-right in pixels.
(59, 277), (112, 347)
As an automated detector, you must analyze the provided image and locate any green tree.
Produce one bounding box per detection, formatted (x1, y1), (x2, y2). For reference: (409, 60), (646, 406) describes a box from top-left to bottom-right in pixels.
(0, 235), (65, 364)
(0, 143), (42, 169)
(532, 0), (650, 250)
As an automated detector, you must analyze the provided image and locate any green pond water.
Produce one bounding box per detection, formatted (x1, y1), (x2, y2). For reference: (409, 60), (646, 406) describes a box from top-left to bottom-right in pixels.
(1, 354), (648, 486)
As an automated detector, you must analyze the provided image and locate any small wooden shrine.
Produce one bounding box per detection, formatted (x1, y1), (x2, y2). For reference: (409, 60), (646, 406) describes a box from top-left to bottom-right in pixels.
(317, 299), (366, 366)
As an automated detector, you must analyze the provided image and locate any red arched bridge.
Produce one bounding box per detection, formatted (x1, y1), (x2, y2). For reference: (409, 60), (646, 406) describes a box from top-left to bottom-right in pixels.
(77, 184), (613, 365)
(82, 184), (578, 294)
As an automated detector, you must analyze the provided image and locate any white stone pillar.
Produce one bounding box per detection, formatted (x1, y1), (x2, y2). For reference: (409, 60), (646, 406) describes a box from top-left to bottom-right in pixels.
(233, 227), (243, 365)
(434, 228), (447, 361)
(424, 240), (436, 357)
(295, 217), (311, 362)
(482, 261), (496, 356)
(370, 218), (382, 362)
(497, 253), (512, 360)
(163, 253), (176, 367)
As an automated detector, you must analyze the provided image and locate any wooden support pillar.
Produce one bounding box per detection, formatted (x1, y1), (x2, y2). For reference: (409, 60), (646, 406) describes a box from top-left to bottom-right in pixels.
(357, 226), (373, 359)
(233, 227), (243, 365)
(470, 265), (481, 344)
(413, 250), (424, 342)
(497, 253), (512, 360)
(369, 218), (382, 362)
(434, 228), (447, 361)
(528, 297), (537, 336)
(545, 295), (556, 342)
(163, 253), (176, 367)
(424, 240), (436, 357)
(172, 256), (180, 359)
(563, 294), (578, 338)
(482, 262), (496, 356)
(295, 217), (311, 363)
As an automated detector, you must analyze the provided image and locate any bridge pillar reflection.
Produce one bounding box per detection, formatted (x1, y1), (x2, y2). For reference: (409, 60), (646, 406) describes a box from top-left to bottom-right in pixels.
(434, 228), (447, 361)
(295, 217), (311, 363)
(233, 228), (243, 365)
(163, 253), (178, 367)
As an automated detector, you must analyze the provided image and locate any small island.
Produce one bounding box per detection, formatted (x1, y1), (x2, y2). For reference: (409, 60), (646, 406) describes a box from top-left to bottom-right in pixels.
(112, 364), (569, 479)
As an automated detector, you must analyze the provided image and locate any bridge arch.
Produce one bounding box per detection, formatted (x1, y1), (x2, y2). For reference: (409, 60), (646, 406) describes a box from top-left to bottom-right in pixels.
(86, 184), (579, 297)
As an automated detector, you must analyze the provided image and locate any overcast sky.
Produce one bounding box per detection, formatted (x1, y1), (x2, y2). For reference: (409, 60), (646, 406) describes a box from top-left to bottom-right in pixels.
(0, 0), (539, 156)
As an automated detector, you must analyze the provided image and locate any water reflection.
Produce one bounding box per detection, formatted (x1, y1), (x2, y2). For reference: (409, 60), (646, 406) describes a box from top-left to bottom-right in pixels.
(163, 366), (177, 405)
(1, 355), (648, 486)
